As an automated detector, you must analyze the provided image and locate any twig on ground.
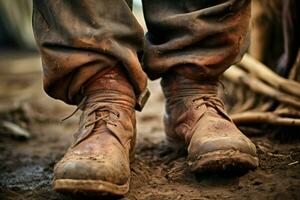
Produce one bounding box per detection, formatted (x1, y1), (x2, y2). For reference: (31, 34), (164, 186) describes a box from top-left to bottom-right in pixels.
(0, 120), (31, 139)
(231, 112), (300, 126)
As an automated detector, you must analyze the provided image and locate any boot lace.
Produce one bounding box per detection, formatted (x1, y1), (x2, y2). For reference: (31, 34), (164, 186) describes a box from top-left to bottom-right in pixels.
(83, 104), (120, 129)
(192, 94), (231, 121)
(62, 96), (120, 128)
(62, 96), (127, 147)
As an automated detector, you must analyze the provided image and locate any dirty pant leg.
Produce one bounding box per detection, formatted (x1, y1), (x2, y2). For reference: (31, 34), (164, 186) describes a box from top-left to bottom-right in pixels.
(142, 0), (251, 80)
(32, 0), (147, 105)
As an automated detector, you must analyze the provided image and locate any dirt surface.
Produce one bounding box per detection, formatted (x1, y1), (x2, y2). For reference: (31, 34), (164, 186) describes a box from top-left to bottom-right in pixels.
(0, 53), (300, 200)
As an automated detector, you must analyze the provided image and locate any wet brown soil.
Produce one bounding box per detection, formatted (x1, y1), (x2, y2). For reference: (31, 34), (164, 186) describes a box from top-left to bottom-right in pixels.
(0, 54), (300, 200)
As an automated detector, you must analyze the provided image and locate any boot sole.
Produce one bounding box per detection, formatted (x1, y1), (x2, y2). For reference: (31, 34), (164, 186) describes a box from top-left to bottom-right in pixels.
(189, 149), (259, 173)
(53, 178), (129, 196)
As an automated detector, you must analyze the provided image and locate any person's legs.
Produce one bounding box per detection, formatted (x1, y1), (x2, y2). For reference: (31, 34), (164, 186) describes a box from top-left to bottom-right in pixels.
(142, 0), (259, 172)
(33, 0), (148, 196)
(33, 0), (148, 107)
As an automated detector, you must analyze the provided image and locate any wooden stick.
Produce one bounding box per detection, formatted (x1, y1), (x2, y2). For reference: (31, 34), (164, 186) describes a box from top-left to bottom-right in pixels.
(288, 50), (300, 81)
(231, 112), (300, 126)
(233, 93), (256, 113)
(239, 54), (300, 98)
(274, 108), (300, 118)
(224, 65), (300, 108)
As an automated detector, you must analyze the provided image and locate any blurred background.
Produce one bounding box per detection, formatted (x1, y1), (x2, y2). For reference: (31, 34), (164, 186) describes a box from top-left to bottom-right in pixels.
(0, 1), (299, 200)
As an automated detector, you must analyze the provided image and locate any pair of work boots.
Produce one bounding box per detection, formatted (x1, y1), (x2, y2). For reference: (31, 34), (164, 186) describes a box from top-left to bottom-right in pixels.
(53, 67), (259, 196)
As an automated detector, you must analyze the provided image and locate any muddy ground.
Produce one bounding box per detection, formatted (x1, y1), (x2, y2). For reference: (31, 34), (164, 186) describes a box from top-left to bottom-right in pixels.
(0, 53), (299, 200)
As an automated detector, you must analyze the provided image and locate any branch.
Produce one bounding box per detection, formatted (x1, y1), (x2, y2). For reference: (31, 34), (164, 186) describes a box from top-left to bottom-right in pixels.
(224, 65), (300, 109)
(239, 54), (300, 98)
(231, 112), (300, 126)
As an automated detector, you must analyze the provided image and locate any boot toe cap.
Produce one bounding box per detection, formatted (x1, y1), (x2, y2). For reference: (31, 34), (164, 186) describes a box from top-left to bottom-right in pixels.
(188, 133), (259, 173)
(192, 137), (256, 157)
(54, 156), (130, 185)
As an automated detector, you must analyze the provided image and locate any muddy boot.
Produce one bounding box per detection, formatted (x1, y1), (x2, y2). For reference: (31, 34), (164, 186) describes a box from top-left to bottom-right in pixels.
(53, 67), (137, 196)
(161, 72), (259, 173)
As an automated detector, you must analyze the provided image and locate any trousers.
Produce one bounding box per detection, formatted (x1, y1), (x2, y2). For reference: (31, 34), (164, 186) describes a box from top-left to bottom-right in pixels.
(32, 0), (251, 107)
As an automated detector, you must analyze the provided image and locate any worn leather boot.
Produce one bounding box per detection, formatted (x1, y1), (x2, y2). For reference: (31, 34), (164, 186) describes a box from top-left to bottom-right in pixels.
(53, 67), (136, 196)
(161, 71), (259, 173)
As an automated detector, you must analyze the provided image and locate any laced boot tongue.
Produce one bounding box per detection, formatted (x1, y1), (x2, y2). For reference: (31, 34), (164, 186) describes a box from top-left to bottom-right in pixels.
(81, 65), (136, 133)
(68, 67), (136, 146)
(161, 71), (231, 120)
